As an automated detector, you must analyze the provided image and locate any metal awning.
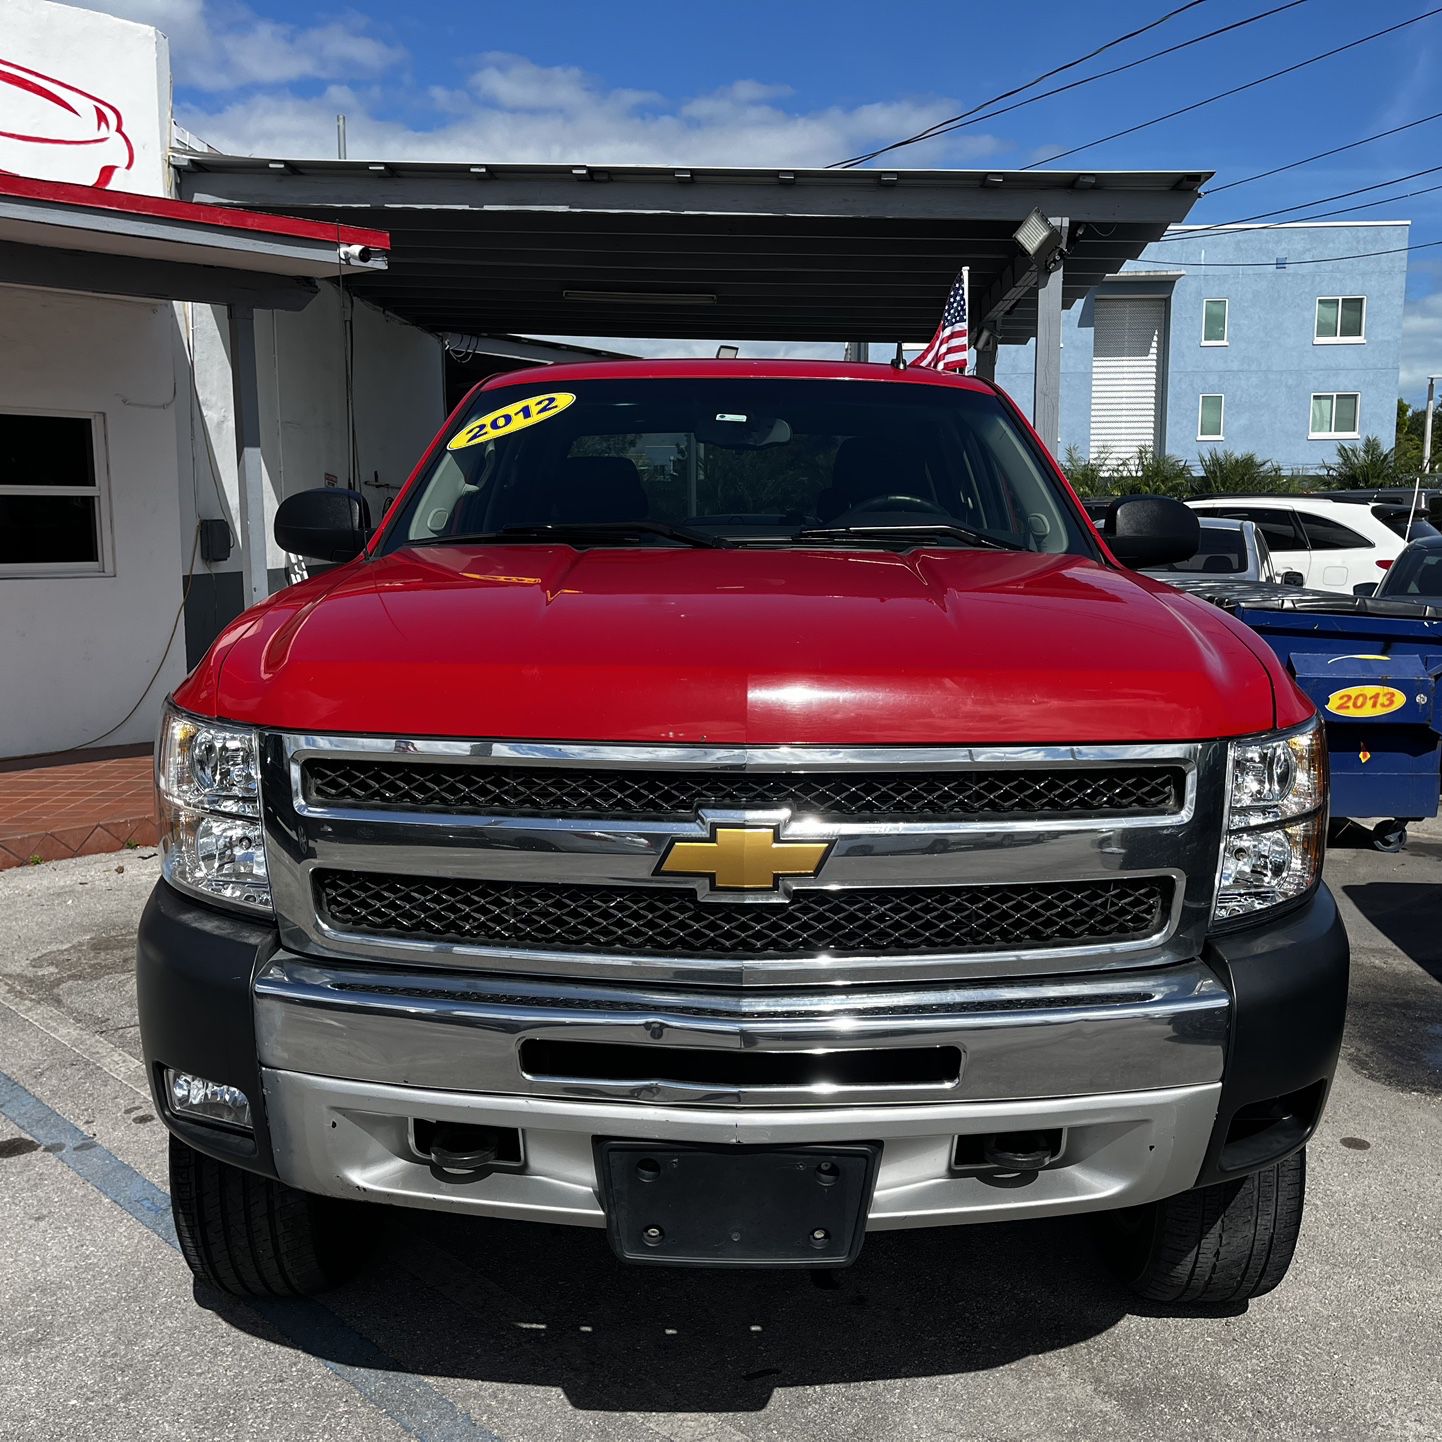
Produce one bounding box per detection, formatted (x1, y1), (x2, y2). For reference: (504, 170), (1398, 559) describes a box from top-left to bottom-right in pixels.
(0, 173), (390, 309)
(174, 158), (1208, 342)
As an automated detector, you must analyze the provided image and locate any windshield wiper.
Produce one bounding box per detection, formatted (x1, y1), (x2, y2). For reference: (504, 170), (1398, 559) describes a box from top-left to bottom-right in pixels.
(792, 523), (1024, 552)
(418, 521), (732, 549)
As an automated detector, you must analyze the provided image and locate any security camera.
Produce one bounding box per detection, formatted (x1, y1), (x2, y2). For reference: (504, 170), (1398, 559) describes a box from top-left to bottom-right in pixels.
(338, 243), (374, 265)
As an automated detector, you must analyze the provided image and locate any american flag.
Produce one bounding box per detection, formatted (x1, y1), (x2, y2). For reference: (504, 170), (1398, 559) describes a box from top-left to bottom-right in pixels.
(913, 268), (969, 373)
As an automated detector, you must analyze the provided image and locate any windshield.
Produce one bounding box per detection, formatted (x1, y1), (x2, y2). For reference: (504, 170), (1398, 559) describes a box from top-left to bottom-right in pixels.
(1148, 526), (1248, 575)
(386, 378), (1094, 554)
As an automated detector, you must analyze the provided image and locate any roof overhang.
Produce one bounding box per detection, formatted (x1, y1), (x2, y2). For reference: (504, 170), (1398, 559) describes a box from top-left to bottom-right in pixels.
(0, 174), (391, 311)
(174, 157), (1209, 342)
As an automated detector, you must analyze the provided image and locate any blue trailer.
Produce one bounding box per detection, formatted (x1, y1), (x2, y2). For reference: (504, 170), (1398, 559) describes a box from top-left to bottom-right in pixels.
(1194, 586), (1442, 851)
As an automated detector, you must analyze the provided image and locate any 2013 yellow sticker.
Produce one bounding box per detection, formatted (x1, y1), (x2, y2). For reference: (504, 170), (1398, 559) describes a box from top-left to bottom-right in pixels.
(447, 392), (576, 451)
(1324, 684), (1406, 717)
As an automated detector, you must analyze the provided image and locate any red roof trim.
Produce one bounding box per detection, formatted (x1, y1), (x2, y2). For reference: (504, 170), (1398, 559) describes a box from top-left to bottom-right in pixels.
(0, 172), (390, 251)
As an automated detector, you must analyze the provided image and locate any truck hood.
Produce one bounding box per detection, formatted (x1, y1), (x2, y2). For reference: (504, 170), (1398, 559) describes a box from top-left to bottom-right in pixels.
(186, 544), (1290, 744)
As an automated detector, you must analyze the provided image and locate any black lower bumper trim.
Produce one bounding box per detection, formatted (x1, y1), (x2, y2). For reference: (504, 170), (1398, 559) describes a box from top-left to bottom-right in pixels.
(136, 881), (281, 1178)
(1194, 885), (1349, 1187)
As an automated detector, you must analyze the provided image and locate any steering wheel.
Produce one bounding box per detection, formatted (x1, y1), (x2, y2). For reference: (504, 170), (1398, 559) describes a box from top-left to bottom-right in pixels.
(831, 493), (952, 523)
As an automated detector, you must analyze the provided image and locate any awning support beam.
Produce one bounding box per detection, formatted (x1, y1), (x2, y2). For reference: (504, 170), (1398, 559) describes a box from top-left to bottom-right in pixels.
(1033, 238), (1066, 456)
(228, 305), (270, 609)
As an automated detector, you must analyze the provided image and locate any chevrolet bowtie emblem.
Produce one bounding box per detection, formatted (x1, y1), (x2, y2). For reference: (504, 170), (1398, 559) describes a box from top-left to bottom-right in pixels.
(656, 824), (832, 894)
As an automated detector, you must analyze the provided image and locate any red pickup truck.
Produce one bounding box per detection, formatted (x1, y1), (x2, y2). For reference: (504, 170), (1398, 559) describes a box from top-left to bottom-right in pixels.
(138, 360), (1346, 1305)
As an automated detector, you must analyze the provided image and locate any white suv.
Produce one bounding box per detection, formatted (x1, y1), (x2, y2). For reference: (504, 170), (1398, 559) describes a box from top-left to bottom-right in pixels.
(1186, 497), (1405, 593)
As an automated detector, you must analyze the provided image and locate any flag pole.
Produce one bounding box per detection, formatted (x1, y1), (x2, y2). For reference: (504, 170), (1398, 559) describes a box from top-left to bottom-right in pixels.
(962, 266), (971, 375)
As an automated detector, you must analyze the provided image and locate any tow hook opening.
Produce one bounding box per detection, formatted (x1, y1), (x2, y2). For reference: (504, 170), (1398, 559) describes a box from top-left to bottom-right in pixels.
(952, 1128), (1065, 1176)
(411, 1120), (524, 1178)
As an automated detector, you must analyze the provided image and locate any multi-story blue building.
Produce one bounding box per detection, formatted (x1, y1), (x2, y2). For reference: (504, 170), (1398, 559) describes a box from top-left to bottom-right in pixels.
(994, 221), (1409, 472)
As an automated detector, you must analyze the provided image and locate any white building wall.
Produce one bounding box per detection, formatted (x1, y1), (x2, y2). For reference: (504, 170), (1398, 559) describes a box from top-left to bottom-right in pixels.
(0, 286), (188, 756)
(187, 285), (443, 584)
(3, 0), (171, 196)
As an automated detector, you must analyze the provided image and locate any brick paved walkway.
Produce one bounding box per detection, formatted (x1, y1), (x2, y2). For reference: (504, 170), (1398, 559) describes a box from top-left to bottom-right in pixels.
(0, 744), (157, 870)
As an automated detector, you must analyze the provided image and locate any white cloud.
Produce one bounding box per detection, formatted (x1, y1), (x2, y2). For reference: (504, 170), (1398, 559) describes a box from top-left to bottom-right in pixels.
(179, 60), (1005, 167)
(58, 0), (404, 91)
(1400, 288), (1442, 398)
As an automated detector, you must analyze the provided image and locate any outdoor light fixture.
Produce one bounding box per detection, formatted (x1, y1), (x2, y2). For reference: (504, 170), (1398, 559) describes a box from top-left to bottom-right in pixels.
(1013, 208), (1064, 264)
(716, 345), (740, 358)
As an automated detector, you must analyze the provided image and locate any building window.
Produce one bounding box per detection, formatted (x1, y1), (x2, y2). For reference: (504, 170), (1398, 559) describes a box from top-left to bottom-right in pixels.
(1198, 394), (1225, 440)
(1201, 298), (1228, 345)
(1309, 392), (1360, 439)
(1315, 296), (1365, 343)
(0, 411), (109, 575)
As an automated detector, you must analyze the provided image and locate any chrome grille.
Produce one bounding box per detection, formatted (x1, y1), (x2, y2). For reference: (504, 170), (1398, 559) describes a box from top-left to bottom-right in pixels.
(314, 870), (1171, 958)
(304, 759), (1183, 819)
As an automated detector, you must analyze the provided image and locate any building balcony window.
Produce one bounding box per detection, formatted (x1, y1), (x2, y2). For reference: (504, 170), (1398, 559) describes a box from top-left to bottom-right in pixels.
(1315, 297), (1365, 344)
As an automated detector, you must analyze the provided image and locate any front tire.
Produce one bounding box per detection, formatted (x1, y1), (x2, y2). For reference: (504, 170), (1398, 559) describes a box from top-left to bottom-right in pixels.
(1101, 1148), (1306, 1304)
(169, 1135), (359, 1297)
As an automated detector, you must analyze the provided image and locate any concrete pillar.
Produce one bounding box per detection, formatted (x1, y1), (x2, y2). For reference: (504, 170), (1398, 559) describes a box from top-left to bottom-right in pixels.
(1033, 257), (1064, 456)
(227, 304), (270, 608)
(844, 341), (870, 363)
(973, 345), (997, 382)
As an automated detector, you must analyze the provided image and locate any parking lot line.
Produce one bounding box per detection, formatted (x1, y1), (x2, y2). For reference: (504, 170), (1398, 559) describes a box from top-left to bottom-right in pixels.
(0, 1064), (503, 1442)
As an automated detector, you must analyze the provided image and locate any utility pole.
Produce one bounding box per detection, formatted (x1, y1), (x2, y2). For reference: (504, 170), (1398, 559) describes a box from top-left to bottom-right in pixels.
(337, 114), (347, 160)
(1424, 374), (1438, 474)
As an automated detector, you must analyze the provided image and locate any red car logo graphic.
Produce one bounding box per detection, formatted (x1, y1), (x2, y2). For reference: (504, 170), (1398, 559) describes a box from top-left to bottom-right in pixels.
(0, 58), (135, 188)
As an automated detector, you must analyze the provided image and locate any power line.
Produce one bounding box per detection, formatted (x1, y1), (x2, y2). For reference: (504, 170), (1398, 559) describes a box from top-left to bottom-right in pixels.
(1082, 235), (1440, 267)
(1018, 7), (1442, 170)
(1197, 179), (1442, 231)
(830, 0), (1306, 169)
(1153, 161), (1442, 240)
(1208, 108), (1442, 193)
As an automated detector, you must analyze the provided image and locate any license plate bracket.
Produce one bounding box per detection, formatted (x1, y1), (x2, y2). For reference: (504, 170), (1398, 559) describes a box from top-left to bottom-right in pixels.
(595, 1140), (881, 1267)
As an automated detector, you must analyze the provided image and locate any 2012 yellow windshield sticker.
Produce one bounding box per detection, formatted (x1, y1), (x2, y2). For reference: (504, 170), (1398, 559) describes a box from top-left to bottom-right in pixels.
(1325, 685), (1406, 717)
(447, 392), (576, 451)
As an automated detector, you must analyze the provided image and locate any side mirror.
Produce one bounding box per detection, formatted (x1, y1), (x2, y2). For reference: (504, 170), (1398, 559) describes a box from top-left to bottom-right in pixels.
(1352, 581), (1378, 598)
(1103, 494), (1200, 569)
(1282, 571), (1306, 587)
(274, 488), (372, 563)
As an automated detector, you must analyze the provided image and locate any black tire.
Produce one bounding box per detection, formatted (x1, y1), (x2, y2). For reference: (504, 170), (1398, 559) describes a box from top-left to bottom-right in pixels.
(1101, 1148), (1306, 1305)
(169, 1135), (359, 1297)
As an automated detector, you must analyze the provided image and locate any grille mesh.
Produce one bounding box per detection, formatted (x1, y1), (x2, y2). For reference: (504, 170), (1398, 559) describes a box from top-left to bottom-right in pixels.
(314, 870), (1169, 958)
(304, 760), (1182, 820)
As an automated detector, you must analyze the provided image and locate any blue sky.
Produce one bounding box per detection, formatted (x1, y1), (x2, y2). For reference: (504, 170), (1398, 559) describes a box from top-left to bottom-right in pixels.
(81, 0), (1442, 395)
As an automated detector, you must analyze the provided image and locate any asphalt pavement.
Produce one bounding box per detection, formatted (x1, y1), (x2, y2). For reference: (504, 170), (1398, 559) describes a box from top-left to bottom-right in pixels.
(0, 826), (1438, 1441)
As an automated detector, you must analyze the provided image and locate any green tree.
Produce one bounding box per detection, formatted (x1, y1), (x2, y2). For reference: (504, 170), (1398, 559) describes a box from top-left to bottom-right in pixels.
(1108, 445), (1194, 497)
(1060, 445), (1109, 495)
(1324, 435), (1397, 487)
(1396, 398), (1440, 476)
(1196, 449), (1287, 494)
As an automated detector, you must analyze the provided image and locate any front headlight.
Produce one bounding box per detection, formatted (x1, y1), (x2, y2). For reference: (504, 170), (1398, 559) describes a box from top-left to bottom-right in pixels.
(1214, 718), (1327, 924)
(157, 704), (271, 914)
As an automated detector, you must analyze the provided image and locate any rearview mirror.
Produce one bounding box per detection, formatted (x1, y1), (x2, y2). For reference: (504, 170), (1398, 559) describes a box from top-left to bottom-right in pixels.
(1103, 495), (1200, 569)
(274, 488), (372, 563)
(1352, 581), (1378, 598)
(693, 412), (792, 449)
(1282, 571), (1306, 587)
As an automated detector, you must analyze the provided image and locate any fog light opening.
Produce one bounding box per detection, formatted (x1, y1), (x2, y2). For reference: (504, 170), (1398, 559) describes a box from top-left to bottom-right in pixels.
(163, 1067), (253, 1131)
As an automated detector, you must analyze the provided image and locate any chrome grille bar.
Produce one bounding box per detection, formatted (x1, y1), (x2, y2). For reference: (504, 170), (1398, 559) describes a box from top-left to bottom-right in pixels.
(261, 734), (1224, 987)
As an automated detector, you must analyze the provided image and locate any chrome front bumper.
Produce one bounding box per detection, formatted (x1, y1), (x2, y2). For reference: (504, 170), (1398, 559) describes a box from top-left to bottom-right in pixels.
(254, 955), (1229, 1228)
